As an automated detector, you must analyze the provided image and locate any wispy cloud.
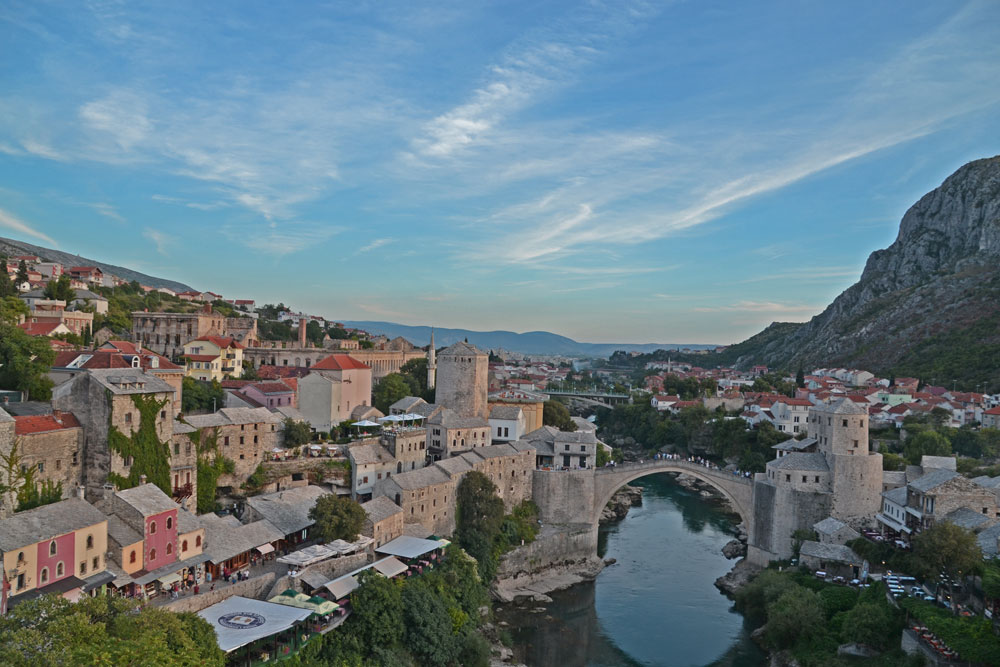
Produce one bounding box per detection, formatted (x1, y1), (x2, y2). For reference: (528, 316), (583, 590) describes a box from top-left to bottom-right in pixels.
(143, 227), (171, 255)
(91, 202), (125, 223)
(358, 238), (393, 254)
(0, 207), (56, 245)
(694, 301), (822, 315)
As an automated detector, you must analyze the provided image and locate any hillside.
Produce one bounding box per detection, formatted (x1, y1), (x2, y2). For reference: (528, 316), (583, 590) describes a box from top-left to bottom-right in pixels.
(340, 321), (716, 357)
(697, 155), (1000, 390)
(0, 236), (195, 293)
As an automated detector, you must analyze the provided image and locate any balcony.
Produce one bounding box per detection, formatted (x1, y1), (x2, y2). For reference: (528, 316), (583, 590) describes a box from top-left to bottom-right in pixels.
(172, 483), (193, 501)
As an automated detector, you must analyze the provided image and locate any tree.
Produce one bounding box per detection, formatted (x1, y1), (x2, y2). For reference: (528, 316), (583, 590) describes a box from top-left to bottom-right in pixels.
(42, 274), (75, 302)
(0, 257), (13, 297)
(309, 494), (366, 542)
(840, 601), (897, 650)
(0, 594), (224, 666)
(904, 430), (952, 464)
(795, 367), (805, 388)
(0, 296), (28, 326)
(764, 587), (825, 648)
(350, 569), (404, 648)
(0, 323), (56, 399)
(912, 522), (983, 613)
(180, 377), (223, 413)
(456, 471), (505, 581)
(283, 417), (312, 446)
(373, 373), (412, 413)
(15, 260), (28, 286)
(402, 581), (460, 665)
(543, 400), (577, 431)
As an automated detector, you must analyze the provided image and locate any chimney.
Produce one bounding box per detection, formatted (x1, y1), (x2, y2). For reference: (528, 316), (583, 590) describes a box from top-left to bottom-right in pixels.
(299, 317), (307, 348)
(76, 485), (85, 499)
(139, 474), (147, 485)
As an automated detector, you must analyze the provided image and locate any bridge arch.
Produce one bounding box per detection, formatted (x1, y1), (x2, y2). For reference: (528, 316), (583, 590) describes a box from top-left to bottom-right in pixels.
(593, 462), (753, 532)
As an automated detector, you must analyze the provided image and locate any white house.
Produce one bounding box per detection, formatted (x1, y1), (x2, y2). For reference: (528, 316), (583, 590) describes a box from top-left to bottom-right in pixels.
(489, 405), (525, 443)
(651, 394), (680, 411)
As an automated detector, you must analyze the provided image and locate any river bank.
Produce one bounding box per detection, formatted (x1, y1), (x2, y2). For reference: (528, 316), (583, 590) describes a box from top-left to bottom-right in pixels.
(495, 473), (766, 666)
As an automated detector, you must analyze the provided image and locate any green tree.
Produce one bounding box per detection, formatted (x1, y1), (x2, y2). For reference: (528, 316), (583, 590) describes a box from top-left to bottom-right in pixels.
(764, 586), (825, 648)
(904, 430), (952, 464)
(283, 417), (312, 446)
(309, 494), (366, 542)
(0, 323), (56, 399)
(912, 522), (982, 613)
(373, 373), (412, 413)
(14, 260), (28, 285)
(42, 274), (75, 302)
(543, 400), (577, 431)
(456, 471), (505, 581)
(350, 569), (404, 648)
(0, 594), (224, 666)
(840, 601), (897, 650)
(0, 296), (28, 326)
(795, 367), (805, 388)
(181, 377), (224, 413)
(15, 463), (63, 512)
(0, 258), (13, 297)
(402, 581), (460, 665)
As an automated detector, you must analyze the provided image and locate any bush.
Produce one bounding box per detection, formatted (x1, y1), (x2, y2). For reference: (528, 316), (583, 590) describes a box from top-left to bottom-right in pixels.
(901, 598), (1000, 664)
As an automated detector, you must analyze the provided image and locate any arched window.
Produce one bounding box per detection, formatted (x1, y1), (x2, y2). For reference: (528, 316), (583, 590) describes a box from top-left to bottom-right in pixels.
(40, 567), (49, 584)
(56, 562), (64, 577)
(86, 535), (94, 549)
(150, 548), (157, 561)
(182, 540), (188, 552)
(49, 541), (57, 556)
(166, 517), (173, 530)
(166, 543), (173, 555)
(129, 550), (136, 564)
(150, 521), (157, 534)
(195, 535), (202, 547)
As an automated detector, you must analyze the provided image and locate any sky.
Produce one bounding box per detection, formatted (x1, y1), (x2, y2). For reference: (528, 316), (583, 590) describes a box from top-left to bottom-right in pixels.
(1, 1), (999, 345)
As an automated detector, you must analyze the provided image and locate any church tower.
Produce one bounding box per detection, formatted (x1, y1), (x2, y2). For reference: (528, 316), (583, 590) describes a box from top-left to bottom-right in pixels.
(427, 329), (436, 390)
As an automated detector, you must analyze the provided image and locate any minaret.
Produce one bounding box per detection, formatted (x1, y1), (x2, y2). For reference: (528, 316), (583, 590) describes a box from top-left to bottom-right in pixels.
(427, 328), (436, 390)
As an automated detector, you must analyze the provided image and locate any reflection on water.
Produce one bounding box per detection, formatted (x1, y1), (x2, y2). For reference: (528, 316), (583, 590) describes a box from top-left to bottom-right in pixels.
(497, 474), (765, 667)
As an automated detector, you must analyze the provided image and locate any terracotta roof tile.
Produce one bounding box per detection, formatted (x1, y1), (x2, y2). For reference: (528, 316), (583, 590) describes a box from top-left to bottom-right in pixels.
(311, 354), (370, 371)
(14, 411), (81, 435)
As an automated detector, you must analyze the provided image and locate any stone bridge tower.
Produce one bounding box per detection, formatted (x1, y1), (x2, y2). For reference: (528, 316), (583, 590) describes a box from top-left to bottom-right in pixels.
(435, 341), (488, 419)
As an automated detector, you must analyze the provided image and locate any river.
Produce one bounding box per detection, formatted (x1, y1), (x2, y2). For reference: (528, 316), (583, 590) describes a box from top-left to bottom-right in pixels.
(495, 473), (766, 667)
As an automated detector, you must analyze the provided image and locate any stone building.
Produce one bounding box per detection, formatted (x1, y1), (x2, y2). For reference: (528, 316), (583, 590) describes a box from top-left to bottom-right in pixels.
(298, 354), (373, 432)
(50, 343), (184, 402)
(243, 343), (425, 381)
(374, 442), (534, 536)
(12, 411), (84, 502)
(348, 429), (429, 500)
(0, 408), (16, 518)
(435, 342), (489, 420)
(52, 370), (179, 504)
(748, 398), (883, 564)
(488, 388), (548, 433)
(489, 405), (526, 443)
(361, 496), (404, 548)
(519, 425), (597, 469)
(131, 305), (227, 360)
(426, 408), (490, 460)
(183, 407), (284, 485)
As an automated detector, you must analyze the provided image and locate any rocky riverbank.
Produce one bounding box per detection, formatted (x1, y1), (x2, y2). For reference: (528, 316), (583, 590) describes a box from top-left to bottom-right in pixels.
(492, 555), (607, 603)
(600, 484), (642, 523)
(714, 557), (762, 597)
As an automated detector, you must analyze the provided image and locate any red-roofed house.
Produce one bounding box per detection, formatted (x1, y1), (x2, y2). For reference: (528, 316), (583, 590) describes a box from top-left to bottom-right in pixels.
(67, 266), (103, 284)
(241, 381), (296, 409)
(18, 321), (73, 337)
(49, 344), (185, 400)
(770, 396), (812, 434)
(299, 354), (373, 431)
(181, 336), (244, 381)
(13, 411), (83, 499)
(984, 407), (1000, 429)
(651, 394), (681, 411)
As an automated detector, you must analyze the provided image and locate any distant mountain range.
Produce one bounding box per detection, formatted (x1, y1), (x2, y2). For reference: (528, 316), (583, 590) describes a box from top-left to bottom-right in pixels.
(340, 321), (716, 357)
(0, 236), (194, 293)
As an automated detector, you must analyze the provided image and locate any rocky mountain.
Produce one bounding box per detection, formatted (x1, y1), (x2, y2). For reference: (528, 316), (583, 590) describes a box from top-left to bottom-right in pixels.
(725, 155), (1000, 390)
(0, 236), (195, 293)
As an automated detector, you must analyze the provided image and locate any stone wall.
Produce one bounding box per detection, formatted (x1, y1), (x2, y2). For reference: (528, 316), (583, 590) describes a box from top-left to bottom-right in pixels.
(436, 351), (488, 419)
(0, 410), (15, 517)
(17, 427), (83, 501)
(268, 552), (371, 598)
(532, 469), (595, 525)
(831, 452), (883, 525)
(161, 572), (276, 614)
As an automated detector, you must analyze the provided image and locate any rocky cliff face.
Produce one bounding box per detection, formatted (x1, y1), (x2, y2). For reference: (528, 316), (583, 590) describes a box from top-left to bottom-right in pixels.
(737, 156), (1000, 383)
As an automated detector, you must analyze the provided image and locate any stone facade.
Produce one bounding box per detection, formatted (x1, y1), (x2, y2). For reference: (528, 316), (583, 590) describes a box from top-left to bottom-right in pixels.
(298, 355), (373, 431)
(131, 306), (227, 360)
(426, 408), (490, 460)
(12, 412), (84, 502)
(435, 342), (489, 420)
(184, 407), (283, 485)
(361, 496), (404, 548)
(0, 408), (17, 518)
(244, 344), (425, 381)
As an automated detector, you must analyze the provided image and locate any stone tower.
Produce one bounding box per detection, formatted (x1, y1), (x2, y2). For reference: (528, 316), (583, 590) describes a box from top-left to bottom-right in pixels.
(809, 398), (882, 526)
(427, 329), (436, 390)
(434, 341), (488, 419)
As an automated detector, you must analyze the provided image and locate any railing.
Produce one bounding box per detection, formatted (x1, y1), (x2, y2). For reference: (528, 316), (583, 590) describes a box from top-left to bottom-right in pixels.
(172, 483), (194, 500)
(595, 457), (753, 485)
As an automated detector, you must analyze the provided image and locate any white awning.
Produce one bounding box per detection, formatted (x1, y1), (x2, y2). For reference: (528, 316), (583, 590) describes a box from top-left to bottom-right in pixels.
(157, 572), (182, 586)
(255, 543), (275, 555)
(372, 556), (408, 578)
(197, 596), (312, 653)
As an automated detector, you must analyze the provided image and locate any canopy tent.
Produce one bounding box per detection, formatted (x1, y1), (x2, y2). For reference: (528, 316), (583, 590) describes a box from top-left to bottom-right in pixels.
(323, 575), (359, 601)
(255, 544), (275, 555)
(352, 420), (380, 427)
(398, 413), (426, 421)
(372, 557), (408, 578)
(157, 572), (182, 586)
(197, 596), (312, 653)
(375, 535), (446, 560)
(377, 415), (403, 423)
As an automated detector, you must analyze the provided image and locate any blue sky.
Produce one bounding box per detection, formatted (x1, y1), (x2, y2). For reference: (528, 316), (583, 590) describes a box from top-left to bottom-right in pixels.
(1, 1), (999, 344)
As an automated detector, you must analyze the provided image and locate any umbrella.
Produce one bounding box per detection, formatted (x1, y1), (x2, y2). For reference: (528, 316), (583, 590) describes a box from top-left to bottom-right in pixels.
(378, 415), (403, 423)
(353, 420), (380, 427)
(400, 413), (425, 421)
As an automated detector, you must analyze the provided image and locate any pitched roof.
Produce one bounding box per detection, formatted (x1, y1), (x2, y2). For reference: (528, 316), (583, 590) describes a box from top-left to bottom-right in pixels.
(349, 443), (394, 466)
(438, 341), (487, 357)
(427, 407), (488, 428)
(0, 498), (108, 552)
(773, 437), (817, 451)
(362, 496), (403, 523)
(770, 452), (829, 472)
(115, 483), (178, 516)
(799, 540), (861, 564)
(387, 465), (452, 490)
(17, 322), (65, 336)
(245, 485), (328, 535)
(813, 517), (849, 535)
(106, 514), (143, 548)
(184, 406), (283, 428)
(13, 411), (81, 435)
(193, 335), (243, 349)
(389, 396), (427, 412)
(311, 354), (370, 371)
(82, 369), (175, 395)
(920, 455), (957, 471)
(250, 381), (294, 395)
(489, 405), (523, 420)
(882, 486), (908, 505)
(204, 519), (284, 564)
(942, 507), (996, 532)
(908, 468), (960, 493)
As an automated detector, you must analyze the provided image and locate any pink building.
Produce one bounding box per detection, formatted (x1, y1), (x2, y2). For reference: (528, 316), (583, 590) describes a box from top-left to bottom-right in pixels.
(110, 484), (179, 572)
(242, 381), (295, 409)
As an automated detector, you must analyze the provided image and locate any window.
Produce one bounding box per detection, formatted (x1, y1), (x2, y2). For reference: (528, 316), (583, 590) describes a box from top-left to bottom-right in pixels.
(195, 535), (202, 547)
(161, 410), (166, 420)
(254, 423), (258, 431)
(49, 541), (57, 556)
(785, 474), (790, 482)
(166, 543), (173, 555)
(842, 419), (848, 427)
(239, 454), (245, 460)
(852, 439), (859, 448)
(253, 436), (258, 444)
(224, 436), (230, 446)
(40, 567), (49, 584)
(37, 462), (44, 473)
(174, 442), (180, 455)
(183, 540), (189, 552)
(363, 476), (369, 484)
(150, 548), (156, 560)
(72, 451), (78, 465)
(150, 521), (157, 534)
(166, 516), (173, 530)
(581, 445), (586, 452)
(497, 427), (502, 437)
(240, 436), (245, 444)
(79, 561), (87, 576)
(55, 459), (61, 470)
(130, 550), (136, 564)
(802, 476), (807, 483)
(814, 476), (819, 483)
(186, 443), (192, 455)
(86, 535), (94, 549)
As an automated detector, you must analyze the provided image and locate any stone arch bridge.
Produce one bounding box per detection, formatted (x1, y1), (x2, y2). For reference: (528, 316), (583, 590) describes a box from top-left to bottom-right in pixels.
(593, 460), (753, 531)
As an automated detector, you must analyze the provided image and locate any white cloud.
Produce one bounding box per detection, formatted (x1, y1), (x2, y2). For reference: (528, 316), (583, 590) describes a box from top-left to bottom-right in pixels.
(358, 238), (393, 253)
(0, 207), (56, 245)
(143, 227), (171, 255)
(91, 203), (125, 223)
